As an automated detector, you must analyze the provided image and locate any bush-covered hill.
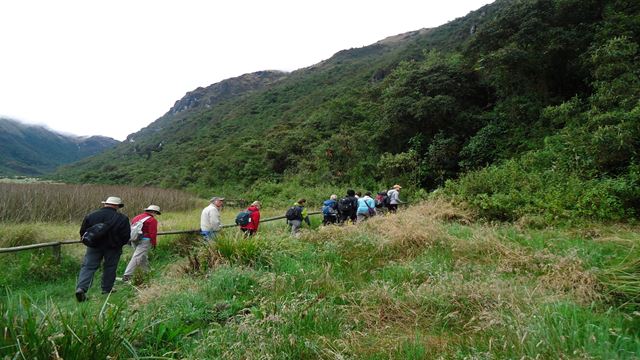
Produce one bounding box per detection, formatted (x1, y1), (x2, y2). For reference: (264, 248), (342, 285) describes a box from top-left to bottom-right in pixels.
(0, 118), (118, 176)
(53, 0), (640, 222)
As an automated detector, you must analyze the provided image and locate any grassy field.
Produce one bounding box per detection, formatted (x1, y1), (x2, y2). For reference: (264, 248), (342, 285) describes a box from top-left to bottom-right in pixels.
(1, 200), (639, 359)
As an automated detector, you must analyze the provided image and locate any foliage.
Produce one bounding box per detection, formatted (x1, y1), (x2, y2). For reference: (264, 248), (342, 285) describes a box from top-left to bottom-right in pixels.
(48, 0), (640, 222)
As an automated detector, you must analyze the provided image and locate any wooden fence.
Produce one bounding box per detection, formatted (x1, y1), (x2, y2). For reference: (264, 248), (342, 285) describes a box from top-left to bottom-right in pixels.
(0, 212), (323, 260)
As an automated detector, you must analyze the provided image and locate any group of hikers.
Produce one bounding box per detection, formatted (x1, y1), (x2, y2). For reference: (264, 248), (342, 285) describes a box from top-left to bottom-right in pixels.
(75, 196), (161, 302)
(74, 185), (403, 302)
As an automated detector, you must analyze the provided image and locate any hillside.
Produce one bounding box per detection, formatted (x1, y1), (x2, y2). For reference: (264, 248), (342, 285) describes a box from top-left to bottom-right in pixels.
(0, 118), (118, 176)
(52, 0), (640, 222)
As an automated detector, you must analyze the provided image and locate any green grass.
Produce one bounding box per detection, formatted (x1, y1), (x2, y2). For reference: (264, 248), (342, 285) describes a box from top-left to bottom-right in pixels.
(1, 200), (639, 359)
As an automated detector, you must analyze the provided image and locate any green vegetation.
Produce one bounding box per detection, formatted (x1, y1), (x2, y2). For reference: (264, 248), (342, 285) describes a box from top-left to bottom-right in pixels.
(50, 0), (640, 223)
(0, 118), (118, 176)
(2, 201), (639, 358)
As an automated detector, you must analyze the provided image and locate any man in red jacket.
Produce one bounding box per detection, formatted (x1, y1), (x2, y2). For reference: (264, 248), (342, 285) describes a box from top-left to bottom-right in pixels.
(240, 201), (261, 237)
(122, 205), (161, 282)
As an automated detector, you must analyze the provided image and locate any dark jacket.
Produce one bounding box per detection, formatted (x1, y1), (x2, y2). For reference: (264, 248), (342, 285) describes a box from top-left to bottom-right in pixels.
(79, 207), (130, 248)
(339, 196), (358, 215)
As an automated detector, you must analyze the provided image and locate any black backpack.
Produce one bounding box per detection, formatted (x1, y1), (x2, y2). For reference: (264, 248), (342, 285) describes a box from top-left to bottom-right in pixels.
(338, 197), (354, 213)
(285, 206), (303, 220)
(81, 213), (118, 248)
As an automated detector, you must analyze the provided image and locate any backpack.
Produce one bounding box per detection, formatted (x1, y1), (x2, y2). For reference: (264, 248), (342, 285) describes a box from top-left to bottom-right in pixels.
(81, 213), (119, 248)
(81, 223), (110, 248)
(235, 210), (253, 226)
(375, 191), (389, 208)
(129, 216), (151, 243)
(338, 197), (354, 213)
(322, 200), (337, 216)
(285, 205), (303, 221)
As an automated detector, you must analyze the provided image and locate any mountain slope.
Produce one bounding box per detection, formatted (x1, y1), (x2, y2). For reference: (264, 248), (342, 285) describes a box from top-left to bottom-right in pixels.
(0, 118), (119, 176)
(52, 0), (640, 220)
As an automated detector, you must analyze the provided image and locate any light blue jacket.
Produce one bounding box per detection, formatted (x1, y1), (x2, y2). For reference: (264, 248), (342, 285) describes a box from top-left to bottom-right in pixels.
(357, 196), (375, 215)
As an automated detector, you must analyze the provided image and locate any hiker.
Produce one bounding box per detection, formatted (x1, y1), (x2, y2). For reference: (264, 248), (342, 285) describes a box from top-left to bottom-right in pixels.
(239, 201), (261, 237)
(387, 184), (403, 213)
(75, 196), (130, 302)
(201, 196), (224, 240)
(122, 205), (161, 282)
(322, 194), (339, 225)
(286, 198), (310, 236)
(338, 189), (358, 224)
(356, 191), (376, 222)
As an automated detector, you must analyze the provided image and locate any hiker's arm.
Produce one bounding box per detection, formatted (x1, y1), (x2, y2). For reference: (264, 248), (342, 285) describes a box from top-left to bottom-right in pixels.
(148, 219), (158, 247)
(79, 216), (89, 238)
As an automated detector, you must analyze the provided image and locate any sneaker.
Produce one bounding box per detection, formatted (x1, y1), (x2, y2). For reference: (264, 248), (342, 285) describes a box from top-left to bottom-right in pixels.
(122, 275), (131, 282)
(102, 289), (117, 295)
(75, 288), (87, 302)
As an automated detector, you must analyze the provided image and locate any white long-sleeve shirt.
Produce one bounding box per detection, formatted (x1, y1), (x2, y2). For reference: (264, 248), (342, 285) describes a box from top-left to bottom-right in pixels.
(200, 204), (222, 232)
(387, 189), (401, 205)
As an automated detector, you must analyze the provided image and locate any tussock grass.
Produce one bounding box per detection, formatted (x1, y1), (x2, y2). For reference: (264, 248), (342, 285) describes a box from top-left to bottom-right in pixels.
(0, 224), (42, 247)
(599, 254), (640, 310)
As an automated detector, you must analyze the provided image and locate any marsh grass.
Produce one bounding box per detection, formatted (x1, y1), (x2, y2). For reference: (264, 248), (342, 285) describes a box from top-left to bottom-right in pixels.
(0, 182), (200, 223)
(1, 200), (639, 359)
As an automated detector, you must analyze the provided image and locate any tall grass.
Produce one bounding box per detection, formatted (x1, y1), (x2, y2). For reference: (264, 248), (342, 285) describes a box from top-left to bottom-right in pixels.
(0, 182), (201, 223)
(1, 199), (639, 358)
(0, 294), (141, 359)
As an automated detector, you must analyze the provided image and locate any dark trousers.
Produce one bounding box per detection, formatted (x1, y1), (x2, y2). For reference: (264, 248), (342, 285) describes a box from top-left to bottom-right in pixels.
(388, 204), (398, 213)
(339, 212), (355, 224)
(77, 246), (123, 293)
(323, 214), (338, 225)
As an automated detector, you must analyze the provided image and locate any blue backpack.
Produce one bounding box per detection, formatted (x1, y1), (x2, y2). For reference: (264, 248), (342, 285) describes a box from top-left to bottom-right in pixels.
(235, 210), (253, 226)
(322, 199), (337, 215)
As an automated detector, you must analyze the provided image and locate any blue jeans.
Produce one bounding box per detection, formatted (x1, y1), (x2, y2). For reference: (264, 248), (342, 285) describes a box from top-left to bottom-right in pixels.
(76, 246), (123, 293)
(201, 230), (217, 241)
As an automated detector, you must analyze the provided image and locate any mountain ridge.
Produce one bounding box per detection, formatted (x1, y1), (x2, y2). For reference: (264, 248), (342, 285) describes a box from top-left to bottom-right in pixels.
(0, 118), (119, 176)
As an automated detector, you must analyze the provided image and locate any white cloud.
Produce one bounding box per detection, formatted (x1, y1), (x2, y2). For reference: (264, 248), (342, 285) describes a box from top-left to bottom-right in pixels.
(0, 0), (492, 140)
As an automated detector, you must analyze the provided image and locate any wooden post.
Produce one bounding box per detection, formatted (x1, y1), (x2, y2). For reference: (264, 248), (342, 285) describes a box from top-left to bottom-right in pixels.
(52, 243), (61, 263)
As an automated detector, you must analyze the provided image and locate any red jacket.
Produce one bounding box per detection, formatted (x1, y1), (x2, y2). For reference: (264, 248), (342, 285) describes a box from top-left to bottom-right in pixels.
(131, 212), (159, 246)
(240, 205), (260, 232)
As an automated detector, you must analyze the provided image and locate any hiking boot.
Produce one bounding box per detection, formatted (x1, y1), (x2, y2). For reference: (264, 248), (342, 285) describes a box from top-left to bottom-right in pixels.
(75, 288), (87, 302)
(122, 275), (131, 282)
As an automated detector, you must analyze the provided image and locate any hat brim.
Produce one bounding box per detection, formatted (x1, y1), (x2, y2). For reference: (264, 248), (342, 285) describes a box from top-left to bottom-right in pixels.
(102, 202), (124, 208)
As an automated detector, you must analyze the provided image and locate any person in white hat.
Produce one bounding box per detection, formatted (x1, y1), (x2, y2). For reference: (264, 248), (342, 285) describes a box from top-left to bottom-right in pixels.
(75, 196), (130, 302)
(387, 185), (403, 213)
(200, 196), (224, 240)
(122, 205), (161, 282)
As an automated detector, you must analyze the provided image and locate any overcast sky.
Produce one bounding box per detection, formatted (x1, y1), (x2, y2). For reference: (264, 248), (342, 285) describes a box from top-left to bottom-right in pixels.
(0, 1), (492, 141)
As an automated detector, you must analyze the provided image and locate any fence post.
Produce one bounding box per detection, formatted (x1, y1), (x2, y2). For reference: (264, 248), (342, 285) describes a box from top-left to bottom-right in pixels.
(52, 244), (61, 263)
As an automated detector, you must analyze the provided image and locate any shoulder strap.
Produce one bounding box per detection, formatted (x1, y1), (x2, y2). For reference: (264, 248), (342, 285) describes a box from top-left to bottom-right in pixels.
(101, 212), (121, 234)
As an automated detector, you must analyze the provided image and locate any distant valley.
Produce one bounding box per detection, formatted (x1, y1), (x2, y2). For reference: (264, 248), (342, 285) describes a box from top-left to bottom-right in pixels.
(0, 118), (118, 176)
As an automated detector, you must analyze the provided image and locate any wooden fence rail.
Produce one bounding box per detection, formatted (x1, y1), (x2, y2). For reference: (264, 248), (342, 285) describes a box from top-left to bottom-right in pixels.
(0, 211), (323, 256)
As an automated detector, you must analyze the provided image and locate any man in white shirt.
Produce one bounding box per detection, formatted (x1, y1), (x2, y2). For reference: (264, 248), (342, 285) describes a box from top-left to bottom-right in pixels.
(201, 196), (224, 240)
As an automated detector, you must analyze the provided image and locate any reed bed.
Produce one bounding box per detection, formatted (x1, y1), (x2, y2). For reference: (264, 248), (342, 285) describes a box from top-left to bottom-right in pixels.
(0, 182), (201, 223)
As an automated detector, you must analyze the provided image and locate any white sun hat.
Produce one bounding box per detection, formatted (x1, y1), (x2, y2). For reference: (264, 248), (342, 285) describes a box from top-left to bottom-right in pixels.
(102, 196), (124, 208)
(144, 205), (161, 214)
